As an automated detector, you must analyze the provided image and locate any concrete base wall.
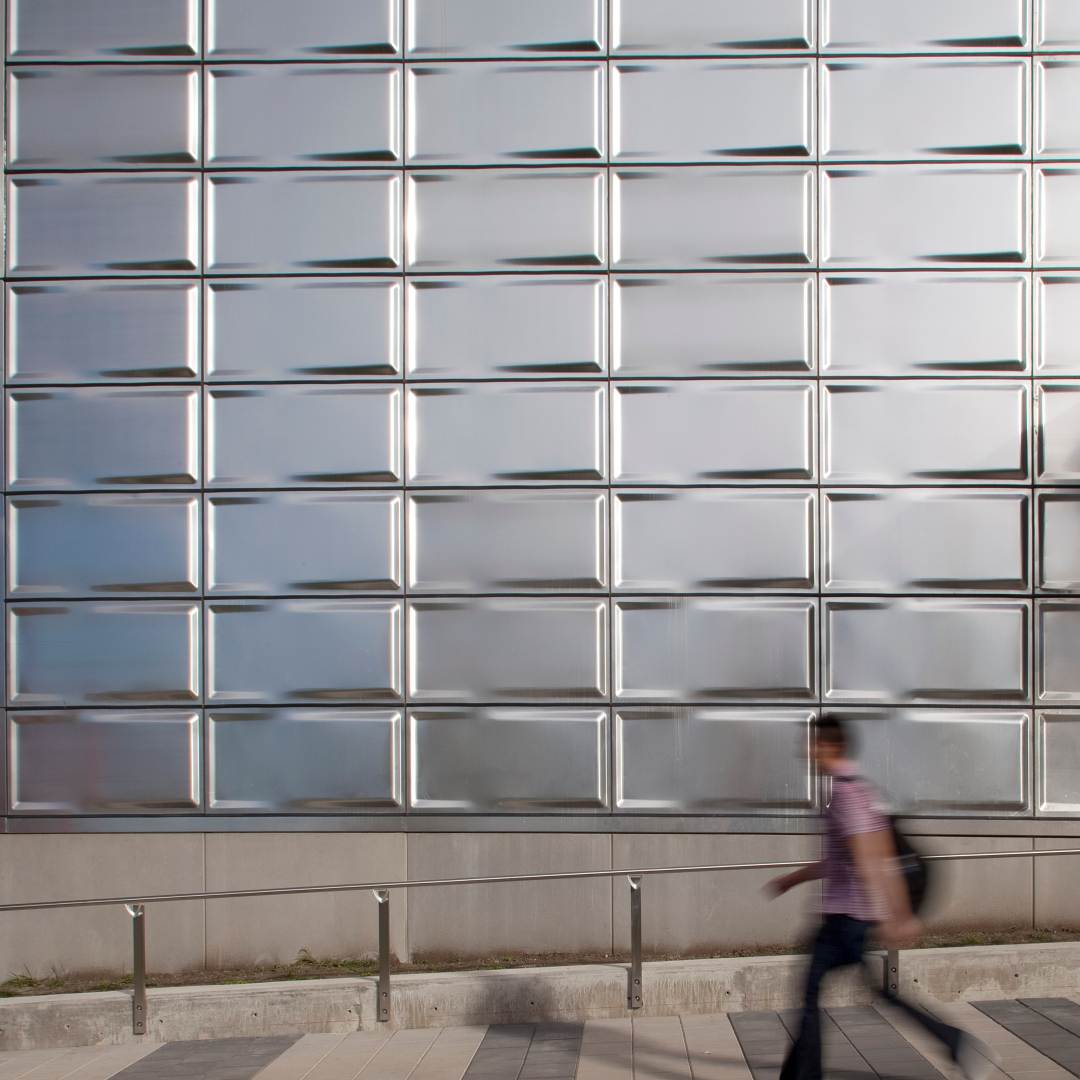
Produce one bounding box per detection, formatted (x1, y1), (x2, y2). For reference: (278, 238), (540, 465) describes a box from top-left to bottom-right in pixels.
(0, 831), (1074, 979)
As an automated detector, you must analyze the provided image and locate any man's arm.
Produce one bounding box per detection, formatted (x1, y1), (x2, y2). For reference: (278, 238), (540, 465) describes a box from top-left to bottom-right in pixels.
(768, 861), (825, 896)
(849, 829), (921, 946)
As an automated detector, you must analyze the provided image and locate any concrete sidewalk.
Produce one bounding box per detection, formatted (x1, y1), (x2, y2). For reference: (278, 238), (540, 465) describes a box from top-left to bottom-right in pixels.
(2, 997), (1080, 1080)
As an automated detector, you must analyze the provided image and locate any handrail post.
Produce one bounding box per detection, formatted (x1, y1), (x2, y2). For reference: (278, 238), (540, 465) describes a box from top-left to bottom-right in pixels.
(125, 904), (147, 1035)
(374, 890), (390, 1022)
(627, 875), (642, 1010)
(883, 948), (899, 996)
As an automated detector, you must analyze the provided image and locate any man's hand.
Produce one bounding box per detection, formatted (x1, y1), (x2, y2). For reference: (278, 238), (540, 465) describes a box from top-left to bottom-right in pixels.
(765, 873), (795, 898)
(878, 915), (923, 949)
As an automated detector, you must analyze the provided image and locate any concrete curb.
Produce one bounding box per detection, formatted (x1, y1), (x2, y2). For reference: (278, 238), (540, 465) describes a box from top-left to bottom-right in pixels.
(1, 943), (1077, 1051)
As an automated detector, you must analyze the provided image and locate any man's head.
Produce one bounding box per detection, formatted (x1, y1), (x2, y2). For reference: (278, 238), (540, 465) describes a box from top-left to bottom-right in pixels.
(811, 715), (853, 775)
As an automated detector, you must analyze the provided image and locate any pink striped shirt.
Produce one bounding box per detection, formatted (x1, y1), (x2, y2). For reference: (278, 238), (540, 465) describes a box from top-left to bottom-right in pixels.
(822, 767), (889, 922)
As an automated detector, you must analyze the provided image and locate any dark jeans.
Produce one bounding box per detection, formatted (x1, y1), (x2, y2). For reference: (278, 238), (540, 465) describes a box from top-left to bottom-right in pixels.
(779, 915), (962, 1080)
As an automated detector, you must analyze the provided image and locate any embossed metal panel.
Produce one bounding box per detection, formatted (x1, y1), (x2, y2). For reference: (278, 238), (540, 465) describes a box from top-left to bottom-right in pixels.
(824, 599), (1031, 704)
(9, 711), (201, 814)
(1038, 2), (1080, 49)
(1037, 712), (1080, 815)
(208, 709), (402, 811)
(8, 174), (200, 277)
(823, 490), (1030, 593)
(615, 598), (817, 702)
(406, 0), (605, 57)
(1037, 275), (1080, 374)
(1037, 382), (1080, 482)
(1038, 492), (1080, 591)
(821, 59), (1028, 160)
(207, 492), (401, 594)
(207, 280), (400, 381)
(612, 167), (814, 269)
(8, 388), (200, 491)
(822, 0), (1028, 52)
(1036, 167), (1080, 265)
(409, 708), (608, 811)
(8, 602), (201, 707)
(406, 277), (605, 378)
(611, 61), (813, 163)
(407, 63), (604, 165)
(207, 386), (400, 487)
(8, 495), (200, 597)
(405, 169), (605, 271)
(8, 0), (200, 60)
(9, 66), (200, 169)
(613, 490), (815, 592)
(7, 282), (200, 383)
(408, 491), (606, 592)
(206, 172), (401, 273)
(206, 600), (402, 704)
(1036, 60), (1080, 157)
(406, 384), (605, 485)
(831, 709), (1030, 816)
(615, 708), (815, 812)
(408, 599), (607, 702)
(612, 0), (813, 54)
(613, 274), (814, 377)
(821, 166), (1029, 268)
(613, 381), (815, 484)
(1038, 601), (1080, 702)
(208, 65), (400, 166)
(208, 0), (400, 58)
(822, 381), (1029, 483)
(821, 274), (1028, 376)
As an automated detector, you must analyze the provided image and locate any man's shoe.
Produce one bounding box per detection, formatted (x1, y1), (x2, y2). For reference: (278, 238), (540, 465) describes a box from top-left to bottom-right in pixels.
(954, 1033), (999, 1080)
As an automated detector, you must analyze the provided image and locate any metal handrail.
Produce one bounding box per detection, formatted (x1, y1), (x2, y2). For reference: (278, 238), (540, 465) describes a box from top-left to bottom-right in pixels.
(4, 845), (1079, 1033)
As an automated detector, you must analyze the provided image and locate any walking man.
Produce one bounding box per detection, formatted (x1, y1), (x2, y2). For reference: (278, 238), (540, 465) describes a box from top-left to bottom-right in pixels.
(768, 715), (994, 1080)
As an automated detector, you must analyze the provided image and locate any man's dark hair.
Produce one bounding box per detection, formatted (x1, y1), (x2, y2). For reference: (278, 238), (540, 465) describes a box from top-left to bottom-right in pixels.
(812, 715), (853, 753)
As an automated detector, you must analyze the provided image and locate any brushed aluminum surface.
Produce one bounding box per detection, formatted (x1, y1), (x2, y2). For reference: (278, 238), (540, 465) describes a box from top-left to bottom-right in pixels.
(206, 600), (402, 703)
(1038, 601), (1080, 702)
(613, 490), (815, 592)
(821, 274), (1028, 376)
(208, 0), (400, 58)
(1038, 1), (1080, 49)
(406, 276), (605, 379)
(611, 60), (813, 163)
(822, 0), (1028, 52)
(207, 279), (400, 381)
(207, 492), (401, 594)
(408, 707), (608, 811)
(821, 165), (1029, 268)
(615, 708), (815, 813)
(9, 494), (200, 598)
(9, 710), (201, 814)
(406, 62), (604, 165)
(829, 709), (1030, 816)
(612, 167), (814, 269)
(821, 58), (1028, 160)
(8, 174), (200, 277)
(611, 0), (813, 54)
(208, 709), (402, 812)
(406, 384), (606, 485)
(206, 385), (401, 487)
(1036, 59), (1080, 157)
(406, 0), (605, 57)
(408, 598), (608, 702)
(208, 65), (400, 167)
(613, 381), (815, 484)
(8, 66), (200, 169)
(207, 171), (401, 274)
(8, 0), (200, 60)
(7, 281), (200, 383)
(1037, 275), (1080, 374)
(1038, 492), (1080, 592)
(405, 169), (605, 271)
(824, 599), (1031, 704)
(824, 490), (1030, 594)
(822, 381), (1029, 483)
(8, 601), (201, 707)
(614, 598), (817, 702)
(1036, 167), (1080, 266)
(1037, 711), (1080, 815)
(408, 491), (606, 592)
(8, 387), (200, 491)
(613, 274), (814, 377)
(1037, 382), (1080, 482)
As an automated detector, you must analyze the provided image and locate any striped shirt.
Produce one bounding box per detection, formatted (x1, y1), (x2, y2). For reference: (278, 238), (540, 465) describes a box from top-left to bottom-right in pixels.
(822, 767), (889, 922)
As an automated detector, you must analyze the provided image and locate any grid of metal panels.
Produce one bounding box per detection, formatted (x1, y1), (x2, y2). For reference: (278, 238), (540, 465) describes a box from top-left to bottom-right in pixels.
(4, 0), (1080, 822)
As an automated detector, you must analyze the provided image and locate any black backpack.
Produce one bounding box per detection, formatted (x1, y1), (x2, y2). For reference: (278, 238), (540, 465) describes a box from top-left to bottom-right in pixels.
(835, 776), (931, 915)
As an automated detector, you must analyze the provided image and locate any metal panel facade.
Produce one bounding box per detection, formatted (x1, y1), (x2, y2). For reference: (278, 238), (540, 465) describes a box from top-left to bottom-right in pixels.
(0, 0), (1065, 822)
